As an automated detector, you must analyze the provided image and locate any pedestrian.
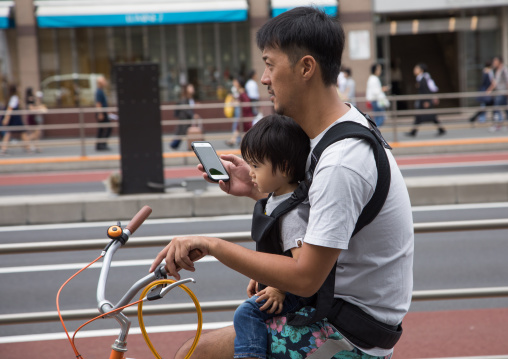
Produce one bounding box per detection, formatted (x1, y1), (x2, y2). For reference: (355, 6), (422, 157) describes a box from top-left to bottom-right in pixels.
(469, 61), (494, 124)
(225, 77), (242, 147)
(169, 83), (198, 150)
(1, 84), (33, 155)
(486, 56), (508, 131)
(366, 63), (390, 126)
(233, 114), (310, 359)
(151, 7), (413, 359)
(406, 63), (446, 137)
(25, 87), (45, 153)
(245, 69), (260, 114)
(95, 76), (112, 151)
(338, 67), (356, 106)
(238, 78), (254, 133)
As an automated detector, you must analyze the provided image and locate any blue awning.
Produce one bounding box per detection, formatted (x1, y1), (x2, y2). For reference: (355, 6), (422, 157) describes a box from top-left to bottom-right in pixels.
(35, 0), (249, 28)
(270, 0), (338, 17)
(0, 2), (14, 29)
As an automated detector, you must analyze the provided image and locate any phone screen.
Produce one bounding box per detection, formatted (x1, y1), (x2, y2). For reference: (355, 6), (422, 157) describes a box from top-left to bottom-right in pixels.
(192, 142), (230, 182)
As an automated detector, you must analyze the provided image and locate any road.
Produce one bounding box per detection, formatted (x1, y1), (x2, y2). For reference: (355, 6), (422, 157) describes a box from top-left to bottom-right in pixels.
(1, 203), (507, 337)
(1, 151), (508, 358)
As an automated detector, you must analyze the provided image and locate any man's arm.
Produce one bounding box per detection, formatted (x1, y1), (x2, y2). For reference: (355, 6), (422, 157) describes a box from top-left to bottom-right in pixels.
(150, 236), (340, 297)
(95, 101), (104, 121)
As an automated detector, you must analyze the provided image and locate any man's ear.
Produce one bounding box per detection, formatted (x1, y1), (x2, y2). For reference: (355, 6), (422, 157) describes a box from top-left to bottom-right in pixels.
(300, 55), (317, 81)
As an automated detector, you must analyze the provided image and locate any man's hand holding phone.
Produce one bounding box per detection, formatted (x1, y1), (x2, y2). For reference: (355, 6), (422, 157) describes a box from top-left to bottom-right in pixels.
(196, 151), (267, 201)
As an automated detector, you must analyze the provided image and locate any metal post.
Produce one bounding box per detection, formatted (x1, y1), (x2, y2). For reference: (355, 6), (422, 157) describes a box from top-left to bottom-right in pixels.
(78, 106), (86, 157)
(391, 98), (398, 142)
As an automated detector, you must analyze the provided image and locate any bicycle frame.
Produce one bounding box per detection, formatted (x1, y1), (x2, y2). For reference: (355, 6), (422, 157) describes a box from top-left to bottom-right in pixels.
(97, 239), (195, 357)
(58, 205), (201, 359)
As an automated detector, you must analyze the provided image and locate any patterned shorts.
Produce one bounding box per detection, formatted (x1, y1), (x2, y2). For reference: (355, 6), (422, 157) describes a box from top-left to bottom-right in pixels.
(265, 307), (392, 359)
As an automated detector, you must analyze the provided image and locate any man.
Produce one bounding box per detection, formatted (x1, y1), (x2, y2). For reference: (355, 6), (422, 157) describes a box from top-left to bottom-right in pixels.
(95, 75), (111, 151)
(406, 63), (446, 137)
(151, 7), (413, 359)
(487, 56), (508, 131)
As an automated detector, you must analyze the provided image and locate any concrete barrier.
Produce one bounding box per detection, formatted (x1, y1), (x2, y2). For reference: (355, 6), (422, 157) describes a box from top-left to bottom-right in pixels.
(1, 173), (508, 226)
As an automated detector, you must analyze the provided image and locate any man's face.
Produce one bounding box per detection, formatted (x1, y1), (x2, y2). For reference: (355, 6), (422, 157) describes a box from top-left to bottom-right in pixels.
(260, 47), (298, 117)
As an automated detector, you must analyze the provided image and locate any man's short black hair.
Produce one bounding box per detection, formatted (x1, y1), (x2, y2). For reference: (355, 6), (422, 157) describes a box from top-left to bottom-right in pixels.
(241, 115), (310, 183)
(256, 6), (345, 87)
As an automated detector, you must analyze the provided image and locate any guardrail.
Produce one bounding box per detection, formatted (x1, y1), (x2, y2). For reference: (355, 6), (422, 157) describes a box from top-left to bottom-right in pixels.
(1, 89), (508, 157)
(1, 219), (508, 255)
(0, 219), (507, 326)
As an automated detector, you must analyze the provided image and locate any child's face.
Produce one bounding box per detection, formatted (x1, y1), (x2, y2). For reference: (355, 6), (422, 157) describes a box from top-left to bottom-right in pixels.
(247, 159), (292, 196)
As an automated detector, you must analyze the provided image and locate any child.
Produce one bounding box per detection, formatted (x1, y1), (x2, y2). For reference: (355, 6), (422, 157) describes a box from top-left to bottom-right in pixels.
(233, 114), (310, 359)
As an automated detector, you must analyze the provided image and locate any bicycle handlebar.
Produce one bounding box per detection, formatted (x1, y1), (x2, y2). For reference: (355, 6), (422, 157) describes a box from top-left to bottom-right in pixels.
(125, 205), (152, 235)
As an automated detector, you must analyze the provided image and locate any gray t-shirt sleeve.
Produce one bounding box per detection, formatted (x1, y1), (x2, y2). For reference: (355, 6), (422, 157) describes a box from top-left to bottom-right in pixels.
(279, 202), (310, 252)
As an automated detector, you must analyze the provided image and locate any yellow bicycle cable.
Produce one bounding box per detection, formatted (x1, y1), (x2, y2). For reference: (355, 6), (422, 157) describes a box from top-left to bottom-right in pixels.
(138, 279), (203, 359)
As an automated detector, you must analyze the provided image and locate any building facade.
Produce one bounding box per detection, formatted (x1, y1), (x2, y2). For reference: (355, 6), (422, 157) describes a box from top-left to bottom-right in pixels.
(0, 0), (507, 107)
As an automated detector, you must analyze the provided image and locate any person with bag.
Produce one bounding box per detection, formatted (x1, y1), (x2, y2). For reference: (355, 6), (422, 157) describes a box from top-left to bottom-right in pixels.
(469, 61), (494, 124)
(95, 76), (114, 151)
(225, 77), (242, 147)
(1, 84), (33, 155)
(366, 63), (390, 127)
(151, 7), (413, 359)
(486, 56), (508, 131)
(406, 63), (446, 137)
(169, 83), (199, 150)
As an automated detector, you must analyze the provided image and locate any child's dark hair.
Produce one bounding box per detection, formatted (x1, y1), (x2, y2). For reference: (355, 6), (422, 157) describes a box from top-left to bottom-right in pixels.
(241, 115), (309, 183)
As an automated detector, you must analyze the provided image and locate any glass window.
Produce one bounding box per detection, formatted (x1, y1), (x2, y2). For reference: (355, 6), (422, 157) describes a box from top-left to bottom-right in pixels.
(113, 27), (128, 64)
(165, 25), (180, 101)
(219, 23), (233, 86)
(91, 28), (111, 79)
(75, 28), (91, 74)
(237, 21), (251, 79)
(38, 28), (58, 84)
(201, 23), (217, 99)
(130, 26), (144, 62)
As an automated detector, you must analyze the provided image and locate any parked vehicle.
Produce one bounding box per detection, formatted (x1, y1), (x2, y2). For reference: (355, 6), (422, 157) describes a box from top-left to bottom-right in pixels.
(40, 73), (103, 107)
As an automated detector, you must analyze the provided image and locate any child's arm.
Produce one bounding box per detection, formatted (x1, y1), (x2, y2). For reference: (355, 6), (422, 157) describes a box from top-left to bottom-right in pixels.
(255, 286), (286, 314)
(254, 246), (303, 313)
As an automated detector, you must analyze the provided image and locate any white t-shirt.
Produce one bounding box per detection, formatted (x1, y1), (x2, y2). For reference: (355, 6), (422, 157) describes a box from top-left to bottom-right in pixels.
(366, 75), (383, 102)
(8, 95), (19, 109)
(245, 79), (260, 100)
(265, 193), (309, 253)
(304, 105), (414, 356)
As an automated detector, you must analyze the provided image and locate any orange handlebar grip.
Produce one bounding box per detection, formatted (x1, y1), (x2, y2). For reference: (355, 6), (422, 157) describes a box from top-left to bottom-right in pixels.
(125, 206), (152, 235)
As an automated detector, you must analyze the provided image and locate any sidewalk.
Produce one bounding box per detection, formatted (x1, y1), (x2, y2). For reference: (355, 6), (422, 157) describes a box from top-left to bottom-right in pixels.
(1, 126), (508, 226)
(0, 123), (508, 174)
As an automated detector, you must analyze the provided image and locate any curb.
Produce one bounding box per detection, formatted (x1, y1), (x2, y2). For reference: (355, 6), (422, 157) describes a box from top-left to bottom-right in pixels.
(2, 174), (508, 226)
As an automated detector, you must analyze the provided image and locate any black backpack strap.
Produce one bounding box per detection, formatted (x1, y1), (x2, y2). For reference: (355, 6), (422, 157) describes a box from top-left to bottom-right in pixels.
(307, 117), (391, 236)
(288, 115), (393, 332)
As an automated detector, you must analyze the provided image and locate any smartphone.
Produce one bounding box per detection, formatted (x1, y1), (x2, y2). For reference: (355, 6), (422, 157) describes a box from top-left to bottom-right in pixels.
(191, 141), (230, 182)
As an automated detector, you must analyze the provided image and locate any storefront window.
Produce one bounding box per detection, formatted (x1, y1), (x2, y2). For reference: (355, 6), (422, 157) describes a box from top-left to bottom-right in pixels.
(38, 20), (251, 105)
(113, 27), (128, 64)
(130, 26), (144, 62)
(38, 28), (57, 84)
(165, 25), (180, 101)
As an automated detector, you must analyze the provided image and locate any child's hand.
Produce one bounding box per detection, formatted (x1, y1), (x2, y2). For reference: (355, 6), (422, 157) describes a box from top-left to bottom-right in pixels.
(255, 287), (286, 314)
(247, 279), (258, 298)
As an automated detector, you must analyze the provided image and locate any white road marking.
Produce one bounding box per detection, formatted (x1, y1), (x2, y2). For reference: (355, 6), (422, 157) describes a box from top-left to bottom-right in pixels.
(0, 214), (253, 232)
(0, 256), (219, 274)
(0, 321), (233, 343)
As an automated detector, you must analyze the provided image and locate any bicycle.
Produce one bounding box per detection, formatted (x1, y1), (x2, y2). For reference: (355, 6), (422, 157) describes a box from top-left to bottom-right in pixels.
(57, 205), (203, 359)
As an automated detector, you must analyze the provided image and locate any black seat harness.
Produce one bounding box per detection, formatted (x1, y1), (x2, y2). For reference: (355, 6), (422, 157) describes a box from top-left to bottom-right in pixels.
(251, 113), (403, 350)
